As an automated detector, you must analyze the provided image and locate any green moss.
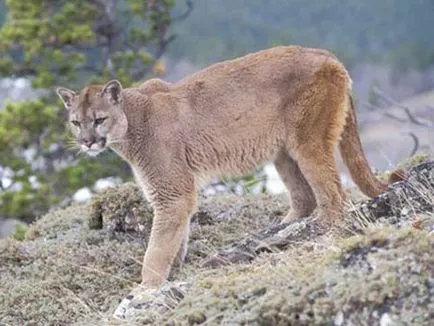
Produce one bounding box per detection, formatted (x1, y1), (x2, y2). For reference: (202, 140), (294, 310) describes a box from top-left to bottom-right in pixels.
(375, 152), (433, 183)
(398, 152), (433, 170)
(12, 224), (28, 241)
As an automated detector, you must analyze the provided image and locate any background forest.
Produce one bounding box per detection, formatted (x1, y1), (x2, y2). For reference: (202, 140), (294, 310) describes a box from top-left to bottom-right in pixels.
(0, 0), (433, 227)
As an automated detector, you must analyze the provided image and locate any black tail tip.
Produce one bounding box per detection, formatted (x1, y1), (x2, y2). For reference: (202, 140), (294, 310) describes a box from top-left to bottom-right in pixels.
(388, 168), (406, 184)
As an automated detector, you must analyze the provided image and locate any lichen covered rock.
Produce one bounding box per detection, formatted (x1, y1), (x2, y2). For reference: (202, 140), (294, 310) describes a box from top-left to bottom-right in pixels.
(88, 182), (154, 233)
(348, 161), (434, 233)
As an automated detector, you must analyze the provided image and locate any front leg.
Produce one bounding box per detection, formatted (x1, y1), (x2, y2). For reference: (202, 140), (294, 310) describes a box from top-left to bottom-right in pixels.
(174, 219), (191, 268)
(113, 171), (196, 320)
(141, 180), (197, 287)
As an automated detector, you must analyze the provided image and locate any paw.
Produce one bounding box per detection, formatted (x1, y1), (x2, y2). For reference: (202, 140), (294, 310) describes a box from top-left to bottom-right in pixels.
(281, 209), (309, 223)
(113, 281), (190, 322)
(280, 209), (339, 234)
(309, 208), (342, 231)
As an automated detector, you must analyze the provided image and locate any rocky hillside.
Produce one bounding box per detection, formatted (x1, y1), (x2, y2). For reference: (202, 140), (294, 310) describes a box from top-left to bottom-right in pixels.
(1, 156), (433, 325)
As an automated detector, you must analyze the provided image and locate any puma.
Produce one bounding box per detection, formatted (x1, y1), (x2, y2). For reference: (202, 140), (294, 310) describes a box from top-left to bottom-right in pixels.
(56, 45), (389, 291)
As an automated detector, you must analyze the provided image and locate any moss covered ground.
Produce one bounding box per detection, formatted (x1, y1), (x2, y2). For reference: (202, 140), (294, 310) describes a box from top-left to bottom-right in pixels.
(1, 160), (434, 325)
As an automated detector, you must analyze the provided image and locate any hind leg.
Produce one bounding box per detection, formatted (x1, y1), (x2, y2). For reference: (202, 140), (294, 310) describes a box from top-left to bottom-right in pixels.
(290, 142), (346, 225)
(274, 151), (316, 222)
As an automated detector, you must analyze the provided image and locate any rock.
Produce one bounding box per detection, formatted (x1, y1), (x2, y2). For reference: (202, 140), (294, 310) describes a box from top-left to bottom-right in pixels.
(380, 313), (394, 326)
(348, 161), (434, 232)
(113, 281), (191, 323)
(334, 310), (344, 326)
(88, 182), (154, 235)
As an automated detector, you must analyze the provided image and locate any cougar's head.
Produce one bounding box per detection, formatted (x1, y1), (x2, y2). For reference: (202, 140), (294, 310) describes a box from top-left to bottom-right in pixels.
(56, 80), (128, 157)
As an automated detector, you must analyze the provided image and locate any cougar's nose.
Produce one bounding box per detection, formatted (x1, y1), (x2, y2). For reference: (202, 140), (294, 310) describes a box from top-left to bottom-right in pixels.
(82, 137), (95, 147)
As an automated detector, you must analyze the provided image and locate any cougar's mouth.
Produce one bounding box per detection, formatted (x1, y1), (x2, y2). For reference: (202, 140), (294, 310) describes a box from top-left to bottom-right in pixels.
(81, 137), (107, 157)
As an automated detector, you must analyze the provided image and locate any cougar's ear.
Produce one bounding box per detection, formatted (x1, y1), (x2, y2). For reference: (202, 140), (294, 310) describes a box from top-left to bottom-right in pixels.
(102, 79), (123, 104)
(56, 87), (76, 110)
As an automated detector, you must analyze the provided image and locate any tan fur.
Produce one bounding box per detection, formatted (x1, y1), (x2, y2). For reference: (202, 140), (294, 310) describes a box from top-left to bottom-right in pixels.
(57, 45), (390, 289)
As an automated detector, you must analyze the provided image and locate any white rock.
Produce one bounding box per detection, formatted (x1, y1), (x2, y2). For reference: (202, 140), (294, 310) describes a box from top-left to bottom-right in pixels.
(94, 177), (119, 192)
(380, 313), (394, 326)
(334, 310), (344, 326)
(73, 187), (92, 202)
(113, 282), (190, 322)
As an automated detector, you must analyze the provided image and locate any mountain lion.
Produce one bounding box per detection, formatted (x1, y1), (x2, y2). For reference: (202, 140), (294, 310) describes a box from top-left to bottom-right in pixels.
(57, 45), (390, 290)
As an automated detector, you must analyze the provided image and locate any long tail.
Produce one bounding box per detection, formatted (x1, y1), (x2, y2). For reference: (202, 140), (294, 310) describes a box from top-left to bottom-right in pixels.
(339, 93), (388, 197)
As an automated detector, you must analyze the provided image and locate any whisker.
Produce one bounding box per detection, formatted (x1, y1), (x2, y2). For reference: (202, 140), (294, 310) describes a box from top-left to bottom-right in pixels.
(65, 143), (81, 150)
(65, 140), (79, 145)
(107, 137), (126, 142)
(107, 141), (126, 146)
(107, 139), (127, 146)
(74, 149), (87, 158)
(65, 146), (80, 152)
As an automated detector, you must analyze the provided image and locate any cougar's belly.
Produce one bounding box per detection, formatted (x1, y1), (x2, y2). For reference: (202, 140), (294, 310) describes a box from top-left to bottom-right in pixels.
(185, 130), (283, 178)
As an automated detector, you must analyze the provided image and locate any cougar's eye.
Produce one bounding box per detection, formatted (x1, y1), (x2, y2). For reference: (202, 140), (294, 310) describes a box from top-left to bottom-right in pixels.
(94, 117), (107, 125)
(71, 120), (80, 127)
